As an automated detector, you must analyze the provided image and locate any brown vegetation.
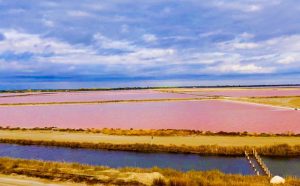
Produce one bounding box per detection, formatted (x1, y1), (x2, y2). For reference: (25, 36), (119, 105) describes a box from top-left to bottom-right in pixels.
(0, 157), (299, 186)
(0, 138), (299, 156)
(0, 157), (146, 185)
(1, 126), (299, 137)
(230, 96), (300, 109)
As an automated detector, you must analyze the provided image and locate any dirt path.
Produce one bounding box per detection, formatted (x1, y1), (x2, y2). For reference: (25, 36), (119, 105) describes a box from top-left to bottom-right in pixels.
(0, 178), (59, 186)
(221, 98), (295, 110)
(0, 177), (85, 186)
(0, 97), (209, 107)
(0, 130), (299, 147)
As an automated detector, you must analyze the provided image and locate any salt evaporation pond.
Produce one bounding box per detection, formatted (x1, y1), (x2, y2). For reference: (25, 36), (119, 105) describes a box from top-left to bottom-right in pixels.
(0, 90), (197, 104)
(0, 100), (299, 133)
(1, 88), (300, 104)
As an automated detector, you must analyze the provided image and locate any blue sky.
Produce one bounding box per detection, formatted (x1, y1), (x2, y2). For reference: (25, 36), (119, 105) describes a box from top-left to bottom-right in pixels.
(0, 0), (300, 89)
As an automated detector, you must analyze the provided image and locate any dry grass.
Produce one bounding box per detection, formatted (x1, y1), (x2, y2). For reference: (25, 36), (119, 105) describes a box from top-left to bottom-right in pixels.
(231, 96), (300, 109)
(90, 128), (300, 136)
(0, 130), (299, 147)
(0, 157), (161, 185)
(0, 158), (299, 186)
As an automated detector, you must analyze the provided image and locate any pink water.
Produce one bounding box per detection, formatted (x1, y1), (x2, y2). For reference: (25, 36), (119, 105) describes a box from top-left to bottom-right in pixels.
(1, 100), (299, 133)
(0, 90), (196, 104)
(2, 89), (300, 104)
(190, 89), (300, 97)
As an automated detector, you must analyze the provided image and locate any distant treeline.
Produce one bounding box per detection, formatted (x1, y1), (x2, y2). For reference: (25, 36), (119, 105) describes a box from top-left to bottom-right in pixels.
(0, 138), (299, 157)
(1, 157), (299, 186)
(1, 84), (299, 93)
(1, 126), (299, 137)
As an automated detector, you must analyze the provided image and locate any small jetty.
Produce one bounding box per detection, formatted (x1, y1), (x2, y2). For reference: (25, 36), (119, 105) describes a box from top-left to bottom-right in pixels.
(245, 149), (272, 177)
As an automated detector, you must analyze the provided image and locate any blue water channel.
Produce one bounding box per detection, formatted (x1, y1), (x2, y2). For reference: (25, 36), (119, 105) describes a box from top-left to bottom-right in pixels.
(0, 143), (299, 177)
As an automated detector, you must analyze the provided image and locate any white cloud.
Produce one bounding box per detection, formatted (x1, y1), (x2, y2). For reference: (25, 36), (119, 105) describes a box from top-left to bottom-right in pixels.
(239, 32), (255, 39)
(183, 52), (240, 65)
(232, 42), (259, 49)
(93, 33), (135, 51)
(121, 24), (129, 33)
(1, 29), (300, 77)
(254, 35), (300, 65)
(83, 3), (106, 11)
(67, 10), (92, 17)
(264, 35), (300, 51)
(211, 33), (300, 73)
(142, 34), (157, 43)
(216, 63), (273, 73)
(0, 60), (28, 71)
(1, 0), (300, 86)
(0, 29), (90, 55)
(161, 36), (195, 41)
(42, 19), (55, 27)
(0, 30), (177, 70)
(129, 48), (174, 59)
(246, 4), (262, 12)
(212, 1), (262, 12)
(277, 53), (300, 64)
(218, 40), (260, 50)
(218, 34), (300, 53)
(199, 30), (223, 38)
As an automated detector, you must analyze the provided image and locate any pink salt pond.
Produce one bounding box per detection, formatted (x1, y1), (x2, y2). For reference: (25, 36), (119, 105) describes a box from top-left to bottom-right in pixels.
(0, 90), (197, 104)
(0, 100), (299, 133)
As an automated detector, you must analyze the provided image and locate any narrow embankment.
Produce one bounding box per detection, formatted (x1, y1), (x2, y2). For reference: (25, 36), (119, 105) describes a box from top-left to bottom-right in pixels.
(223, 97), (300, 110)
(0, 130), (299, 147)
(0, 97), (210, 107)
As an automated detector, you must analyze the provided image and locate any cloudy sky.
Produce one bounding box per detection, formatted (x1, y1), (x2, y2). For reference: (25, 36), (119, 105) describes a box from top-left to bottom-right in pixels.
(0, 0), (300, 89)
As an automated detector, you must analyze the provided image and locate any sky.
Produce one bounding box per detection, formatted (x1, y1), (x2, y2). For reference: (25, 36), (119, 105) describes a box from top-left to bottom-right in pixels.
(0, 0), (300, 89)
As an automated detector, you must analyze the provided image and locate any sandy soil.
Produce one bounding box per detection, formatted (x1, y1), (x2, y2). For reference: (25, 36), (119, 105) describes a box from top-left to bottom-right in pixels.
(229, 97), (300, 109)
(0, 174), (89, 186)
(0, 130), (299, 146)
(222, 98), (295, 110)
(0, 170), (162, 186)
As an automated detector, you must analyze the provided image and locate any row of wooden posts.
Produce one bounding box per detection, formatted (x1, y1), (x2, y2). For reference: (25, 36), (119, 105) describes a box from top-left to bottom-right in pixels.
(245, 151), (260, 175)
(244, 150), (272, 177)
(253, 149), (272, 178)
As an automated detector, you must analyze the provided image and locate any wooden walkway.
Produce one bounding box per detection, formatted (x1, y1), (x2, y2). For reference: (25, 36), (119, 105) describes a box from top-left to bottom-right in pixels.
(245, 149), (272, 177)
